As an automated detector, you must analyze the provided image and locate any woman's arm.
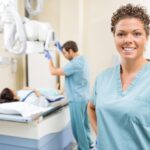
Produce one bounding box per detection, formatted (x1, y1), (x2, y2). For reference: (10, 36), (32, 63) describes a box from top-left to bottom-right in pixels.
(87, 101), (98, 135)
(22, 87), (41, 97)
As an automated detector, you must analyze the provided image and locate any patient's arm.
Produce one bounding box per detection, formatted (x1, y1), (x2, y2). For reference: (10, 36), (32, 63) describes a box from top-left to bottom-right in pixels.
(22, 87), (41, 97)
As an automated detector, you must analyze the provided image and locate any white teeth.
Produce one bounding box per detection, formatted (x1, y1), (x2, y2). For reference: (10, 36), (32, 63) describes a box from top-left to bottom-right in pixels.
(124, 48), (135, 51)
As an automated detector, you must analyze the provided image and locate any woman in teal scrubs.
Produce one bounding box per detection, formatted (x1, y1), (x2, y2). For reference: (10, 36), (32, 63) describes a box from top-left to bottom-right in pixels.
(88, 3), (150, 150)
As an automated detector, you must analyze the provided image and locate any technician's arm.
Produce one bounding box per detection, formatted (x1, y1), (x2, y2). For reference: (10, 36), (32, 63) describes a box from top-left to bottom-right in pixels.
(87, 101), (98, 135)
(44, 50), (65, 76)
(49, 59), (65, 76)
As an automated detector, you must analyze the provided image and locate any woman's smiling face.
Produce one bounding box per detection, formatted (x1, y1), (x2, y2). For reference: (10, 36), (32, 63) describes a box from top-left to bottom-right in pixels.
(114, 18), (148, 61)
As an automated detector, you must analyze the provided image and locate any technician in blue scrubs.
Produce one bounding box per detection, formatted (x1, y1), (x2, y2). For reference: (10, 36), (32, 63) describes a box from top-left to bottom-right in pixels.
(45, 41), (94, 150)
(88, 3), (150, 150)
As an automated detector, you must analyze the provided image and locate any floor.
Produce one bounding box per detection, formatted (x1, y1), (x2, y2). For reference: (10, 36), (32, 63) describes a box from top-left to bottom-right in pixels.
(71, 142), (77, 150)
(64, 142), (77, 150)
(67, 126), (96, 150)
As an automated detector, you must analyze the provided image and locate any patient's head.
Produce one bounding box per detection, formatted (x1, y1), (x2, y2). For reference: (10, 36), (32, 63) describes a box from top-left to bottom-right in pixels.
(0, 88), (19, 103)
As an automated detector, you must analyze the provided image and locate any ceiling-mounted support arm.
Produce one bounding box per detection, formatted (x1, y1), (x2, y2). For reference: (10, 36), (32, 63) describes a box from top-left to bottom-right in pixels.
(1, 0), (27, 54)
(25, 0), (44, 18)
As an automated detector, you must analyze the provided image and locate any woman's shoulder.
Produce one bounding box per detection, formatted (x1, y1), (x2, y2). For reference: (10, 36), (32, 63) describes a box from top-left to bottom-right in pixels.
(96, 64), (119, 81)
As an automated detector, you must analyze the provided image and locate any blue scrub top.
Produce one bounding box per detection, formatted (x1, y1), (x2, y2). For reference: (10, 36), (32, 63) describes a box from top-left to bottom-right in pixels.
(63, 56), (90, 102)
(91, 62), (150, 150)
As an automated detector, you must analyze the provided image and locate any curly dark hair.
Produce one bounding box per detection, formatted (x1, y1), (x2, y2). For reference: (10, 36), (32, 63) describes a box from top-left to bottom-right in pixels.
(0, 88), (19, 103)
(111, 3), (150, 36)
(62, 41), (78, 52)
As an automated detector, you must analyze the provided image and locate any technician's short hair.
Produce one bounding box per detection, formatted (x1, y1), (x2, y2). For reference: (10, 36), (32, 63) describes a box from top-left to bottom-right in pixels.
(62, 41), (78, 52)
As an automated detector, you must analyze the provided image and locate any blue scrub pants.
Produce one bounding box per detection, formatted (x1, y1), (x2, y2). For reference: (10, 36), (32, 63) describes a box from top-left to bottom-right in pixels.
(69, 101), (93, 150)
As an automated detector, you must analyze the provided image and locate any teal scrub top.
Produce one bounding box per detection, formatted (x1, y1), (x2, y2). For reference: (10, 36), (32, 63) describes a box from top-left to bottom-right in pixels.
(92, 62), (150, 150)
(63, 56), (90, 102)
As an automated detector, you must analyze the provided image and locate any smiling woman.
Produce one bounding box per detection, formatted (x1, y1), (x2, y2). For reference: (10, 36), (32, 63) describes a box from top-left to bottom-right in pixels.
(88, 3), (150, 150)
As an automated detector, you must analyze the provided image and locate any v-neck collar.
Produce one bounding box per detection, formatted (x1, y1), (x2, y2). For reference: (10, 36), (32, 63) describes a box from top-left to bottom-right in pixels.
(116, 62), (150, 96)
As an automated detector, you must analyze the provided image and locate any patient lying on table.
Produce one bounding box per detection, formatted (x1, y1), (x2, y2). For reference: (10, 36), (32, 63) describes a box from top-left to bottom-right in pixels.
(0, 87), (64, 108)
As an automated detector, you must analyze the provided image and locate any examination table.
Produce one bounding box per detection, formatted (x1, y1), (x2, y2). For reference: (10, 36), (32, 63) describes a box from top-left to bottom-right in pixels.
(0, 101), (74, 150)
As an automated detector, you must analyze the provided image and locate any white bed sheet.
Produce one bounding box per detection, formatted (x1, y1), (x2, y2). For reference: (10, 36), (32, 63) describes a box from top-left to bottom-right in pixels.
(0, 99), (68, 123)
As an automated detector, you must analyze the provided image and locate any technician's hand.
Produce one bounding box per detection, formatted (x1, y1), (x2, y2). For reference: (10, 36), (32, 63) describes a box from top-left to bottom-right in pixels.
(44, 50), (52, 60)
(54, 41), (62, 52)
